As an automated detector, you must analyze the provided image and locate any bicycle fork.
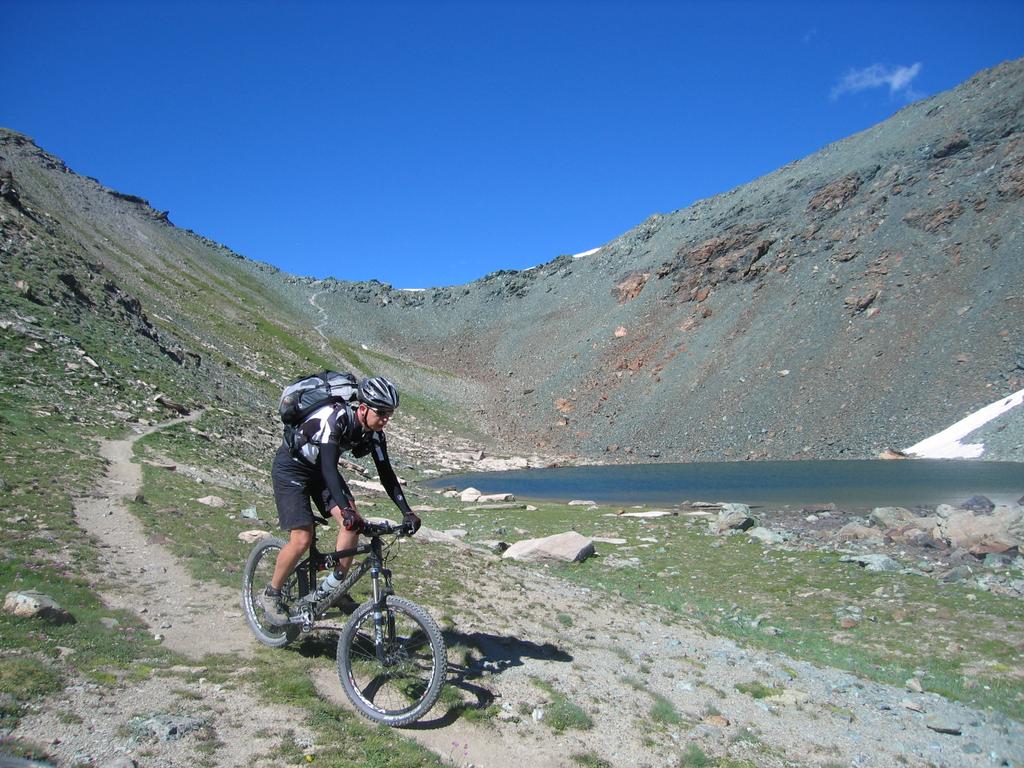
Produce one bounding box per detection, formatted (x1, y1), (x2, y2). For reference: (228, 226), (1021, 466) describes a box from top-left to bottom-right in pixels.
(369, 562), (397, 665)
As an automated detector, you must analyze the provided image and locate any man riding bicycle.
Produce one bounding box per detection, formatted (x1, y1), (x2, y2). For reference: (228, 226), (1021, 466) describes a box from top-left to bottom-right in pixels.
(261, 375), (421, 625)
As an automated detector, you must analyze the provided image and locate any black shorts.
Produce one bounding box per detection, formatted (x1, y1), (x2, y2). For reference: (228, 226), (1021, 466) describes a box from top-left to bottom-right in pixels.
(271, 444), (340, 530)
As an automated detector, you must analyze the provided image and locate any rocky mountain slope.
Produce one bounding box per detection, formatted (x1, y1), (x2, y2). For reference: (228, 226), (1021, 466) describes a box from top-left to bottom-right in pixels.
(279, 59), (1024, 462)
(2, 59), (1023, 464)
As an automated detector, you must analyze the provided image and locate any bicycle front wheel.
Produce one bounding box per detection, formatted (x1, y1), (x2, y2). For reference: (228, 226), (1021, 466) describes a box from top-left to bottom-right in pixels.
(241, 536), (300, 647)
(336, 595), (447, 726)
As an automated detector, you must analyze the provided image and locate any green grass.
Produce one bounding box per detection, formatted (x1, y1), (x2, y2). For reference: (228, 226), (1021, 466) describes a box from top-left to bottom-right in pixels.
(650, 692), (683, 725)
(679, 744), (712, 768)
(531, 678), (593, 732)
(572, 753), (613, 768)
(734, 682), (782, 700)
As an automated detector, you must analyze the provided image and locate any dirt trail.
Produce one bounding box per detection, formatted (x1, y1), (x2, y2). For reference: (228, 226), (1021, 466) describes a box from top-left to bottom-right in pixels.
(11, 417), (1024, 767)
(308, 290), (331, 355)
(75, 411), (252, 658)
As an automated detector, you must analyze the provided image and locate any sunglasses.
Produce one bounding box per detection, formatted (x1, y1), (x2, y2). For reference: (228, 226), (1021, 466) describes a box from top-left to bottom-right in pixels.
(370, 407), (394, 419)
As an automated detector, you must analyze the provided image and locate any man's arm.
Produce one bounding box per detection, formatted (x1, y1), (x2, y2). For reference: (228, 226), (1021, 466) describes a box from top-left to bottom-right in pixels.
(370, 432), (420, 532)
(320, 441), (363, 530)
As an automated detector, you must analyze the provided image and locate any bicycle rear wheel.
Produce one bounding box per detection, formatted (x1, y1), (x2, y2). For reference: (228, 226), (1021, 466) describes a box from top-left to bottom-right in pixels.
(336, 595), (447, 726)
(241, 536), (300, 647)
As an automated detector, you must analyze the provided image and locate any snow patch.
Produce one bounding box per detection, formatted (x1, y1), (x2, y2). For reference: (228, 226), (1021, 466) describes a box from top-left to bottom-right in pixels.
(573, 247), (600, 259)
(904, 388), (1024, 459)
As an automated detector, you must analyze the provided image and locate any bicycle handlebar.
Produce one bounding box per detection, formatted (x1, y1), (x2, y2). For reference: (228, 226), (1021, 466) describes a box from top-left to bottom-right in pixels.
(311, 515), (409, 537)
(361, 520), (402, 536)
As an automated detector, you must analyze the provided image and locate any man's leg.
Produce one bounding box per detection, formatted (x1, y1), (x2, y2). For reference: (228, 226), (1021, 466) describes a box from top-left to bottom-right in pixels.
(261, 526), (313, 625)
(334, 525), (360, 575)
(271, 525), (313, 589)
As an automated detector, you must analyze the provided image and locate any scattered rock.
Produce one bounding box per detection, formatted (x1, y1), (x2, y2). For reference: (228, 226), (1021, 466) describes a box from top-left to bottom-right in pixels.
(153, 393), (189, 415)
(459, 487), (482, 503)
(503, 531), (595, 563)
(613, 510), (676, 518)
(869, 506), (915, 529)
(878, 448), (907, 459)
(712, 503), (755, 533)
(839, 554), (902, 572)
(938, 507), (1023, 555)
(568, 499), (597, 506)
(237, 530), (272, 544)
(477, 540), (510, 554)
(747, 527), (787, 545)
(959, 495), (995, 514)
(240, 506), (259, 520)
(925, 715), (963, 735)
(834, 523), (883, 543)
(4, 590), (76, 624)
(130, 713), (207, 741)
(196, 495), (227, 508)
(477, 493), (516, 502)
(768, 688), (811, 707)
(411, 527), (472, 548)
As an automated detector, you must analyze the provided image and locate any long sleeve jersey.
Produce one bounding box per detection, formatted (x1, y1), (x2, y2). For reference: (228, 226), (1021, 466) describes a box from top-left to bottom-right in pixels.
(291, 402), (413, 516)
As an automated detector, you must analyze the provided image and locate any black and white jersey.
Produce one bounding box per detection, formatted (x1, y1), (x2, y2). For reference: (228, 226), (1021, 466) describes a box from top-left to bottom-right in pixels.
(285, 402), (412, 517)
(292, 403), (369, 465)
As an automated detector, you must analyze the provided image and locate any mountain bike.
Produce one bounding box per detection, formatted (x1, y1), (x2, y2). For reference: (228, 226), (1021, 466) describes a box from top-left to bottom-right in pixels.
(241, 518), (447, 726)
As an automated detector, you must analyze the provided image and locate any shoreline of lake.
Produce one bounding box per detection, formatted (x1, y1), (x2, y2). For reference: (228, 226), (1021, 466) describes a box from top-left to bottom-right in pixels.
(426, 458), (1024, 510)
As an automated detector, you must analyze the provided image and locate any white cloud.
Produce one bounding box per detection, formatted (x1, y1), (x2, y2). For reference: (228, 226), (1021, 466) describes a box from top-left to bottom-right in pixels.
(830, 62), (922, 101)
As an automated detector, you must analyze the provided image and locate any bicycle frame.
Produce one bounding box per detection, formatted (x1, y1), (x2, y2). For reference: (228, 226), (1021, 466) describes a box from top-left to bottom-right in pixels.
(291, 521), (397, 655)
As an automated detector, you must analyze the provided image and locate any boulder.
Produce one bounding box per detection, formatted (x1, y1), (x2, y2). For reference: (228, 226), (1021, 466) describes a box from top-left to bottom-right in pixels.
(839, 554), (902, 572)
(886, 524), (942, 547)
(959, 495), (995, 514)
(747, 527), (787, 545)
(459, 487), (482, 503)
(477, 540), (510, 554)
(568, 499), (596, 506)
(834, 523), (883, 543)
(4, 590), (76, 624)
(712, 503), (755, 534)
(196, 495), (226, 508)
(503, 531), (595, 563)
(614, 510), (676, 519)
(350, 479), (386, 494)
(411, 527), (471, 548)
(937, 507), (1023, 555)
(478, 493), (516, 503)
(130, 713), (207, 741)
(237, 530), (272, 544)
(869, 506), (915, 529)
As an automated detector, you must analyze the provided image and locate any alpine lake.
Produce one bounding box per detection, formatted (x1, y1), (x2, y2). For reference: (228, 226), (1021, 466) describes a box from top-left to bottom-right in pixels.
(428, 459), (1024, 510)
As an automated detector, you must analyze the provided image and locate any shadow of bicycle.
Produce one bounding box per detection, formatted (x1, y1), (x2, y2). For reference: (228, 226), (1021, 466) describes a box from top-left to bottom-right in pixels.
(402, 629), (573, 730)
(285, 622), (574, 730)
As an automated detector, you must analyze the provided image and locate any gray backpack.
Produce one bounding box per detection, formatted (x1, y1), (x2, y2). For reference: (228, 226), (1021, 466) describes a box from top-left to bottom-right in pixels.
(278, 371), (358, 426)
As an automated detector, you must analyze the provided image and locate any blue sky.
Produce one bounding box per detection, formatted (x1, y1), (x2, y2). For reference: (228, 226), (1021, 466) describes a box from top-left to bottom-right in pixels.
(3, 1), (1022, 288)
